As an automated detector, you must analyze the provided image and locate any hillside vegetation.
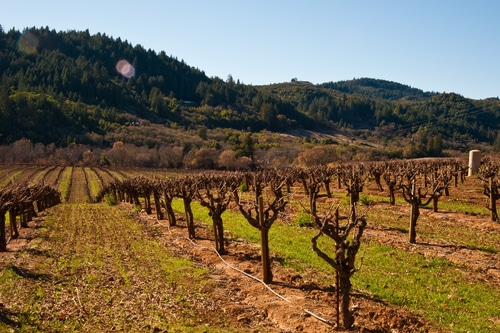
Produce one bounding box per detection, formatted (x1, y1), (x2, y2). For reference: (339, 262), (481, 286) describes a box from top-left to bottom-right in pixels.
(1, 26), (500, 168)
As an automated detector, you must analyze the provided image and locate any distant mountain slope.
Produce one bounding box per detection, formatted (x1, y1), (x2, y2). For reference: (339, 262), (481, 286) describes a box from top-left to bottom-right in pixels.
(0, 27), (315, 145)
(0, 26), (209, 111)
(0, 26), (499, 157)
(320, 78), (437, 101)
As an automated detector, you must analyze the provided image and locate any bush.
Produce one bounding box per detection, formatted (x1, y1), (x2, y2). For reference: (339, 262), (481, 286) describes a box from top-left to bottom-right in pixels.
(104, 194), (117, 206)
(134, 204), (143, 213)
(240, 180), (248, 192)
(295, 211), (314, 227)
(360, 194), (372, 206)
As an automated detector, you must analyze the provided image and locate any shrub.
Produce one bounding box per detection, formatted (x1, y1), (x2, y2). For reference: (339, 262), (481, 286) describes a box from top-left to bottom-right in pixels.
(295, 211), (314, 227)
(240, 180), (248, 192)
(360, 194), (372, 206)
(104, 194), (117, 206)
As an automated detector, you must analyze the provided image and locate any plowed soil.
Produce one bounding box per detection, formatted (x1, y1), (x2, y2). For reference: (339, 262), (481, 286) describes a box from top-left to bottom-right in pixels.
(2, 203), (443, 332)
(1, 169), (499, 332)
(152, 214), (443, 332)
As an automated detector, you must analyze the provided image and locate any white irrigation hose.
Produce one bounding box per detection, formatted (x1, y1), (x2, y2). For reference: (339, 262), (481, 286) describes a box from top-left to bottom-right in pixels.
(149, 212), (499, 329)
(155, 217), (336, 327)
(182, 236), (336, 327)
(184, 236), (290, 302)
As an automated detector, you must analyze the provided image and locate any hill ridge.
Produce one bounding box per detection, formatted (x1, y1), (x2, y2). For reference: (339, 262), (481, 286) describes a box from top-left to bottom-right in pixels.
(1, 26), (500, 165)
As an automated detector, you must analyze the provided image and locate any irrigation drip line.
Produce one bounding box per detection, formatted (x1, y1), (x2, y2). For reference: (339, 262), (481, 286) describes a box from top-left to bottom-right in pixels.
(152, 216), (336, 328)
(146, 212), (498, 330)
(181, 236), (336, 327)
(364, 230), (500, 271)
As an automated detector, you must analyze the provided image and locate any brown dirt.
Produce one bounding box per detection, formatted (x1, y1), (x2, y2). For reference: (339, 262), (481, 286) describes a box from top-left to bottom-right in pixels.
(135, 178), (499, 332)
(136, 207), (444, 333)
(364, 206), (500, 283)
(362, 177), (500, 285)
(2, 174), (498, 332)
(3, 198), (497, 332)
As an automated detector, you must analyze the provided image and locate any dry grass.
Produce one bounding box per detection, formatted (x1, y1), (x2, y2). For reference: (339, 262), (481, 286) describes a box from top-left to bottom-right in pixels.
(0, 203), (242, 332)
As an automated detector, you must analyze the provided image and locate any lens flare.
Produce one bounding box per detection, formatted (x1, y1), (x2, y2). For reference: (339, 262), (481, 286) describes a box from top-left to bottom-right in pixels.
(115, 59), (135, 78)
(17, 32), (39, 55)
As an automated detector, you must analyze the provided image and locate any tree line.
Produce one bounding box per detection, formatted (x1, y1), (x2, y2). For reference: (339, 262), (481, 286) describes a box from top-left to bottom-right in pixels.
(0, 135), (385, 170)
(1, 26), (500, 158)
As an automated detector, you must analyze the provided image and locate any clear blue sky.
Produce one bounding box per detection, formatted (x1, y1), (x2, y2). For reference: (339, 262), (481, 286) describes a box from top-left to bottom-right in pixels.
(1, 0), (499, 99)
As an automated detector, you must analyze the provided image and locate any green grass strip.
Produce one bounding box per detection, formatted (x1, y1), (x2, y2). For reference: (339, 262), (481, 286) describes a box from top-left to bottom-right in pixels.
(57, 166), (73, 203)
(172, 199), (500, 333)
(0, 169), (24, 187)
(355, 194), (499, 254)
(84, 167), (103, 200)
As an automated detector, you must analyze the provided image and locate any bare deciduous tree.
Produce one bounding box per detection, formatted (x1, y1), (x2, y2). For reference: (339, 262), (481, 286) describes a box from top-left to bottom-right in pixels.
(478, 158), (500, 222)
(232, 170), (289, 283)
(196, 173), (241, 254)
(299, 165), (367, 329)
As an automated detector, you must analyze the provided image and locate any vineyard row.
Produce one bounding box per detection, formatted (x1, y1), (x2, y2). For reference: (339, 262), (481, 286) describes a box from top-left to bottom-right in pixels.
(2, 157), (500, 329)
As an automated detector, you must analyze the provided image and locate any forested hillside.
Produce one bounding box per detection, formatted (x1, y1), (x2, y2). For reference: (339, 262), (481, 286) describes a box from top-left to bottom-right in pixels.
(1, 26), (500, 168)
(320, 78), (437, 101)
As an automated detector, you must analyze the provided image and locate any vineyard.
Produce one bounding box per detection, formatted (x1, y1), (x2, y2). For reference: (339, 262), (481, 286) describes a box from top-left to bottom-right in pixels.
(0, 160), (499, 332)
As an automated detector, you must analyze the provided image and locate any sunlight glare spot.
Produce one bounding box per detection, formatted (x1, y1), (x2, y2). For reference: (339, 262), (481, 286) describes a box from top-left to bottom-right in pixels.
(115, 59), (135, 78)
